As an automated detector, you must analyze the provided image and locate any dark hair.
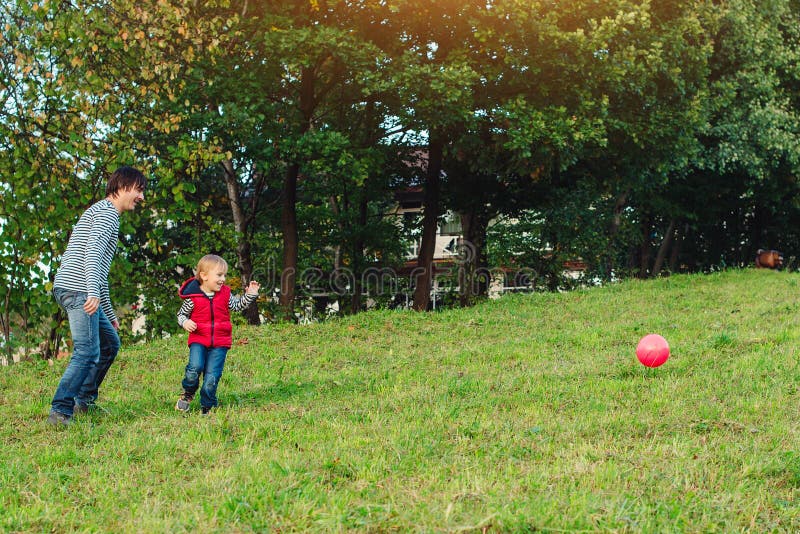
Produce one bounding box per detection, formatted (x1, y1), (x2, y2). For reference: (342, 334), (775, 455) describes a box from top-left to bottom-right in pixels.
(106, 166), (146, 198)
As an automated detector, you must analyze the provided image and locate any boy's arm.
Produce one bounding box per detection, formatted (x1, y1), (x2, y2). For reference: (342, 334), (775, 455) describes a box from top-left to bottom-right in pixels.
(177, 300), (194, 326)
(228, 292), (257, 313)
(229, 280), (260, 313)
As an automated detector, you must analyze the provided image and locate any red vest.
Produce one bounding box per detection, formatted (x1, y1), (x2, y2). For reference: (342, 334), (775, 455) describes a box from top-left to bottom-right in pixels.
(179, 278), (233, 348)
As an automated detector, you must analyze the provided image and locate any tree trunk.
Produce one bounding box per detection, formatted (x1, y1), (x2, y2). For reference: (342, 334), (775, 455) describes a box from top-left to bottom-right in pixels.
(652, 219), (676, 277)
(1, 286), (10, 360)
(349, 100), (380, 315)
(412, 135), (444, 311)
(606, 189), (629, 278)
(350, 196), (368, 314)
(668, 222), (687, 273)
(280, 162), (300, 319)
(43, 314), (64, 360)
(458, 212), (475, 307)
(458, 209), (489, 306)
(279, 66), (315, 320)
(637, 214), (653, 278)
(327, 194), (345, 272)
(221, 159), (260, 324)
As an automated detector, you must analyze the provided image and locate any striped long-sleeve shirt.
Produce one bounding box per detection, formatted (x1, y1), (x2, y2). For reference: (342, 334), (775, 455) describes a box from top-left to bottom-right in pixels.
(177, 292), (257, 326)
(53, 199), (120, 323)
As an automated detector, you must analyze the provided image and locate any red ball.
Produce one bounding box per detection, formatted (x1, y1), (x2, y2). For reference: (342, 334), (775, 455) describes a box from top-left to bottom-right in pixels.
(636, 334), (670, 368)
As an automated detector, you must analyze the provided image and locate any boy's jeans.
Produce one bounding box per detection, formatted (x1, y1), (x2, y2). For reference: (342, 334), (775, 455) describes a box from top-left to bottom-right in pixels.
(51, 288), (120, 416)
(182, 343), (228, 409)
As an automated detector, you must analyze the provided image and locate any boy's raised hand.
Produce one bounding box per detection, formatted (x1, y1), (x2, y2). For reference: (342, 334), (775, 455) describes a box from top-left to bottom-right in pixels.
(246, 280), (261, 295)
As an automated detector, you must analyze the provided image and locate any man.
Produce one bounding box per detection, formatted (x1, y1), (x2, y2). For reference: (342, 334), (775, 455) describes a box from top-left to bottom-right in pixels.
(47, 166), (146, 426)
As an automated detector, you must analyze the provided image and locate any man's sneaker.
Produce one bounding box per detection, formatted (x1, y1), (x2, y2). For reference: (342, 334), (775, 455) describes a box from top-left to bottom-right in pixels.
(46, 411), (72, 426)
(175, 392), (193, 412)
(73, 403), (89, 415)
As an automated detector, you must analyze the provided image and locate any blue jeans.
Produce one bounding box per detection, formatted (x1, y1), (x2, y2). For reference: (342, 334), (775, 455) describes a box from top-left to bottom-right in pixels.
(51, 288), (120, 416)
(181, 343), (228, 409)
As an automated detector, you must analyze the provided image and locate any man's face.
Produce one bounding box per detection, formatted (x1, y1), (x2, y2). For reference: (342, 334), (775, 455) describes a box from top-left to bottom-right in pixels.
(118, 186), (145, 212)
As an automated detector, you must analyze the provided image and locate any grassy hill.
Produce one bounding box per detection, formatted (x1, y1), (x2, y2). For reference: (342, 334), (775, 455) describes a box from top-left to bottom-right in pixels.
(2, 269), (800, 532)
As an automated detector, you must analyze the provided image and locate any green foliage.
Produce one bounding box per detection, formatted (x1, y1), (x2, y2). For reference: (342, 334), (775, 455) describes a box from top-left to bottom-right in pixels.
(670, 0), (800, 270)
(488, 181), (643, 286)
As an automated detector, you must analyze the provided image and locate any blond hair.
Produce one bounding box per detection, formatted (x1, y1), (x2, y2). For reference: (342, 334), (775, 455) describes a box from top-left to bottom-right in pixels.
(195, 254), (228, 281)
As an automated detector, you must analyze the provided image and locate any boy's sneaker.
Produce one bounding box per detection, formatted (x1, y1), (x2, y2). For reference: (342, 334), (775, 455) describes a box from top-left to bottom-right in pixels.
(201, 406), (212, 415)
(73, 402), (90, 415)
(46, 411), (72, 427)
(175, 391), (193, 412)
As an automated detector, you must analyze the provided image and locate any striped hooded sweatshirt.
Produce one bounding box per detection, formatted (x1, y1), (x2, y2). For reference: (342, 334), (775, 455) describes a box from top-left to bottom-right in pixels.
(53, 199), (120, 323)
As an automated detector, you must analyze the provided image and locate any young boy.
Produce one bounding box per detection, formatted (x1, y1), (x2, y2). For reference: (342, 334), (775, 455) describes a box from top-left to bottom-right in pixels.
(175, 254), (260, 414)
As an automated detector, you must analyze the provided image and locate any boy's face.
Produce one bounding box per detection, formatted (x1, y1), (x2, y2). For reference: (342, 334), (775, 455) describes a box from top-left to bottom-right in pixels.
(200, 267), (227, 292)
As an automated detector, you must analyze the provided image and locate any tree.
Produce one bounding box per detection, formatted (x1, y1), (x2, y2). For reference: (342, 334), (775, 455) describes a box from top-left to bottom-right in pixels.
(374, 1), (485, 311)
(0, 0), (129, 358)
(679, 0), (800, 270)
(563, 0), (712, 278)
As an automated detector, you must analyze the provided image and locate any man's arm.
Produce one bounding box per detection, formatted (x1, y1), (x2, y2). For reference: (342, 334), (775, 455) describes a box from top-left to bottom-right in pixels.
(83, 208), (119, 321)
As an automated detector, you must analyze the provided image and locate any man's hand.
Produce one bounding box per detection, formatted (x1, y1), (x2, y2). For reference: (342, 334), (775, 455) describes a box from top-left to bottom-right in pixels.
(182, 319), (197, 332)
(83, 297), (100, 315)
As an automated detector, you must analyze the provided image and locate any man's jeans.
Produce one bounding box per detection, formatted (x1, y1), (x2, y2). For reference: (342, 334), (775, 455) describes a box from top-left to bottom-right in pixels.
(182, 343), (228, 409)
(51, 288), (120, 416)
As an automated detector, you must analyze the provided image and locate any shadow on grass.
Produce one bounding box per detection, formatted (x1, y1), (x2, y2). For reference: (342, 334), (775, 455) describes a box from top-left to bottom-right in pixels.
(57, 379), (360, 425)
(224, 379), (334, 408)
(601, 365), (683, 381)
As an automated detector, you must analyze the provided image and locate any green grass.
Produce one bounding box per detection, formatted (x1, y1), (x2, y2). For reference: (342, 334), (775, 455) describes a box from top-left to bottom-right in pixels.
(2, 268), (800, 532)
